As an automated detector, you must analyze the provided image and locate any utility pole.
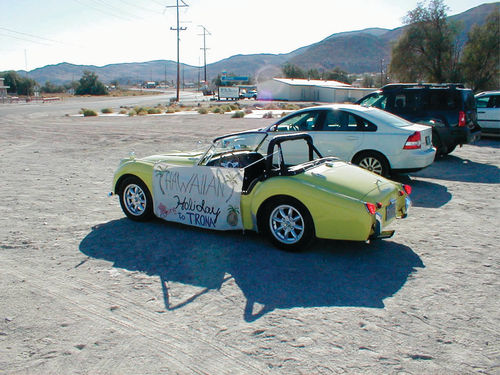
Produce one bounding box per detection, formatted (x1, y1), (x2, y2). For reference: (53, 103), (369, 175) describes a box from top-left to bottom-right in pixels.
(166, 0), (188, 102)
(198, 25), (211, 84)
(380, 58), (385, 87)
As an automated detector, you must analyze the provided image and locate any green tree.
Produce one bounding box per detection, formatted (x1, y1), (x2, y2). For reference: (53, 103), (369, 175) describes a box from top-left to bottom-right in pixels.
(75, 71), (108, 95)
(212, 74), (223, 87)
(461, 8), (500, 91)
(1, 71), (19, 93)
(282, 63), (305, 79)
(41, 81), (66, 94)
(324, 67), (352, 84)
(362, 74), (376, 88)
(389, 0), (460, 82)
(17, 78), (37, 95)
(306, 68), (321, 80)
(0, 71), (37, 95)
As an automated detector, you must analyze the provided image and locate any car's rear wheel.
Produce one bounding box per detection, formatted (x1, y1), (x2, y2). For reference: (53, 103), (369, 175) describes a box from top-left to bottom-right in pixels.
(119, 176), (154, 221)
(432, 131), (445, 157)
(353, 151), (389, 176)
(444, 144), (457, 155)
(263, 198), (314, 251)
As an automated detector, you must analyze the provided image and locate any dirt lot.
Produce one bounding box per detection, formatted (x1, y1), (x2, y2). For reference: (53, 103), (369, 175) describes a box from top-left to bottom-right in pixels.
(0, 101), (499, 374)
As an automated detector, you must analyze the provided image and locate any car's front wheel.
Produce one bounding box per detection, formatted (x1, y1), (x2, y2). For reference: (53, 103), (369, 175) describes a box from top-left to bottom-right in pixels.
(118, 176), (154, 221)
(263, 198), (314, 251)
(353, 151), (389, 176)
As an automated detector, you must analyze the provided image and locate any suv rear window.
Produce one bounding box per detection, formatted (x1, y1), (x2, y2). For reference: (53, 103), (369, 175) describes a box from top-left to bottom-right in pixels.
(423, 89), (459, 111)
(360, 92), (387, 109)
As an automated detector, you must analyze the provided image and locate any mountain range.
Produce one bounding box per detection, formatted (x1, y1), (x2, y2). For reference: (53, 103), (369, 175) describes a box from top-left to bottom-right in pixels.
(14, 2), (499, 85)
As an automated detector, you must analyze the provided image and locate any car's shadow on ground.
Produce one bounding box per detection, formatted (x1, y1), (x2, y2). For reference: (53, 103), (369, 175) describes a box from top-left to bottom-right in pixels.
(80, 219), (424, 321)
(393, 174), (452, 209)
(409, 139), (499, 184)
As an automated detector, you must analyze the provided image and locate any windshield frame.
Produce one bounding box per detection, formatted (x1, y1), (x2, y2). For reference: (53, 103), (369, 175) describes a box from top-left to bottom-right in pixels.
(197, 131), (268, 167)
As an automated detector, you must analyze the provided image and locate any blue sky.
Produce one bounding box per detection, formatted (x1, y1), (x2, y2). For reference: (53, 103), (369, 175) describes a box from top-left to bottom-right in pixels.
(0, 0), (494, 71)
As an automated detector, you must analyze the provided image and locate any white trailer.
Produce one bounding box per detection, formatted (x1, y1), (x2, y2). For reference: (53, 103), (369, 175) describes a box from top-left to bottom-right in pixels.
(218, 86), (240, 101)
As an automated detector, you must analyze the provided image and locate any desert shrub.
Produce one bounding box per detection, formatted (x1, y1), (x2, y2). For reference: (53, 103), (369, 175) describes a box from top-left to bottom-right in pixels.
(211, 106), (223, 114)
(280, 103), (300, 111)
(81, 108), (98, 117)
(231, 111), (245, 118)
(198, 107), (209, 114)
(128, 110), (137, 116)
(221, 105), (232, 112)
(229, 103), (239, 111)
(147, 107), (162, 114)
(133, 106), (149, 115)
(101, 108), (113, 114)
(264, 103), (278, 110)
(263, 111), (274, 119)
(119, 109), (128, 115)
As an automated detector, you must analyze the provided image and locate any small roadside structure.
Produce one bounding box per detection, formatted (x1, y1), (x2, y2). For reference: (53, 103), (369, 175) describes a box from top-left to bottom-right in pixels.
(0, 78), (10, 102)
(257, 78), (373, 103)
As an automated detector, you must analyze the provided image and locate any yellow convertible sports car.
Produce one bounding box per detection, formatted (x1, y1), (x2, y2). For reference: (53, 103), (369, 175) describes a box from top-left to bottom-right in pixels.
(111, 132), (411, 251)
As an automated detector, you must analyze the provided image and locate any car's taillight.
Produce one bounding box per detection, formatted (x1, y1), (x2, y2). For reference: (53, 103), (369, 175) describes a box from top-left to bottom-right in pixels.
(458, 111), (466, 127)
(403, 132), (421, 149)
(365, 202), (377, 215)
(399, 184), (412, 196)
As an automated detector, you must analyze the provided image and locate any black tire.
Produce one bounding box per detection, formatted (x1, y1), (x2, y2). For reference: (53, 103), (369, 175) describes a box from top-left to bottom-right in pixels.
(433, 131), (445, 157)
(352, 151), (390, 177)
(262, 197), (314, 251)
(444, 144), (457, 155)
(118, 176), (154, 221)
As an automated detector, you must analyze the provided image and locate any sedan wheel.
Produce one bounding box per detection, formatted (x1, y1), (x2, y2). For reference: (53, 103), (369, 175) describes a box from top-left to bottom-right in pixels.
(358, 156), (383, 174)
(264, 198), (314, 251)
(119, 177), (154, 221)
(353, 152), (389, 176)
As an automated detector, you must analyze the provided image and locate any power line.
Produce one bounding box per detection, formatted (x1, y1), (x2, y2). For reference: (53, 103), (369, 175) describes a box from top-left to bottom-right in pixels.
(0, 26), (63, 45)
(90, 0), (138, 19)
(118, 0), (159, 14)
(71, 0), (136, 21)
(0, 32), (51, 46)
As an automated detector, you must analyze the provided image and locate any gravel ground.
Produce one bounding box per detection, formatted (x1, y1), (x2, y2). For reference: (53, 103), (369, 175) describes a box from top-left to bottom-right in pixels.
(0, 100), (499, 374)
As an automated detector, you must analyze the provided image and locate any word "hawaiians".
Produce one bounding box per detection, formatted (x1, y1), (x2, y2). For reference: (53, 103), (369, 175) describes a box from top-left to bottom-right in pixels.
(174, 195), (221, 228)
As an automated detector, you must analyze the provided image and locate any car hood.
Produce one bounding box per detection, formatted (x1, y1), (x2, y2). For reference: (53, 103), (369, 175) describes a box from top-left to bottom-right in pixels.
(137, 151), (202, 166)
(296, 160), (399, 201)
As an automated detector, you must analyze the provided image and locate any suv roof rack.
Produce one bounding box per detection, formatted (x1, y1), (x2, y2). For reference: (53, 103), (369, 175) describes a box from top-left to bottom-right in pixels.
(381, 83), (465, 90)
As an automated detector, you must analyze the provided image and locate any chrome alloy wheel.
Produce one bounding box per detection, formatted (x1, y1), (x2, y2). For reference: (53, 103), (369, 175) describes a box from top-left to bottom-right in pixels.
(358, 156), (383, 175)
(123, 183), (147, 216)
(269, 204), (305, 244)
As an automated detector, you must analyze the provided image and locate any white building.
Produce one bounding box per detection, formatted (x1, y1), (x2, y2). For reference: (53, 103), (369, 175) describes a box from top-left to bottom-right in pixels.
(257, 78), (374, 103)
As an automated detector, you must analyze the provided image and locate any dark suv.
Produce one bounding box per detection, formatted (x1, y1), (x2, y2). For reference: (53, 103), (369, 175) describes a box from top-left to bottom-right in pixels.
(357, 83), (481, 155)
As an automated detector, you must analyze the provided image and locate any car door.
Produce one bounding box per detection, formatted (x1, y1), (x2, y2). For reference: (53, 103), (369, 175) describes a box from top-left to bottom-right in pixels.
(267, 109), (326, 164)
(311, 109), (365, 161)
(477, 94), (500, 131)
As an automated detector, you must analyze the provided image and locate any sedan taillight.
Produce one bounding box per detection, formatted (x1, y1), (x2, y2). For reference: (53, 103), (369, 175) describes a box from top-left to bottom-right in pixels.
(403, 132), (421, 149)
(458, 111), (466, 127)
